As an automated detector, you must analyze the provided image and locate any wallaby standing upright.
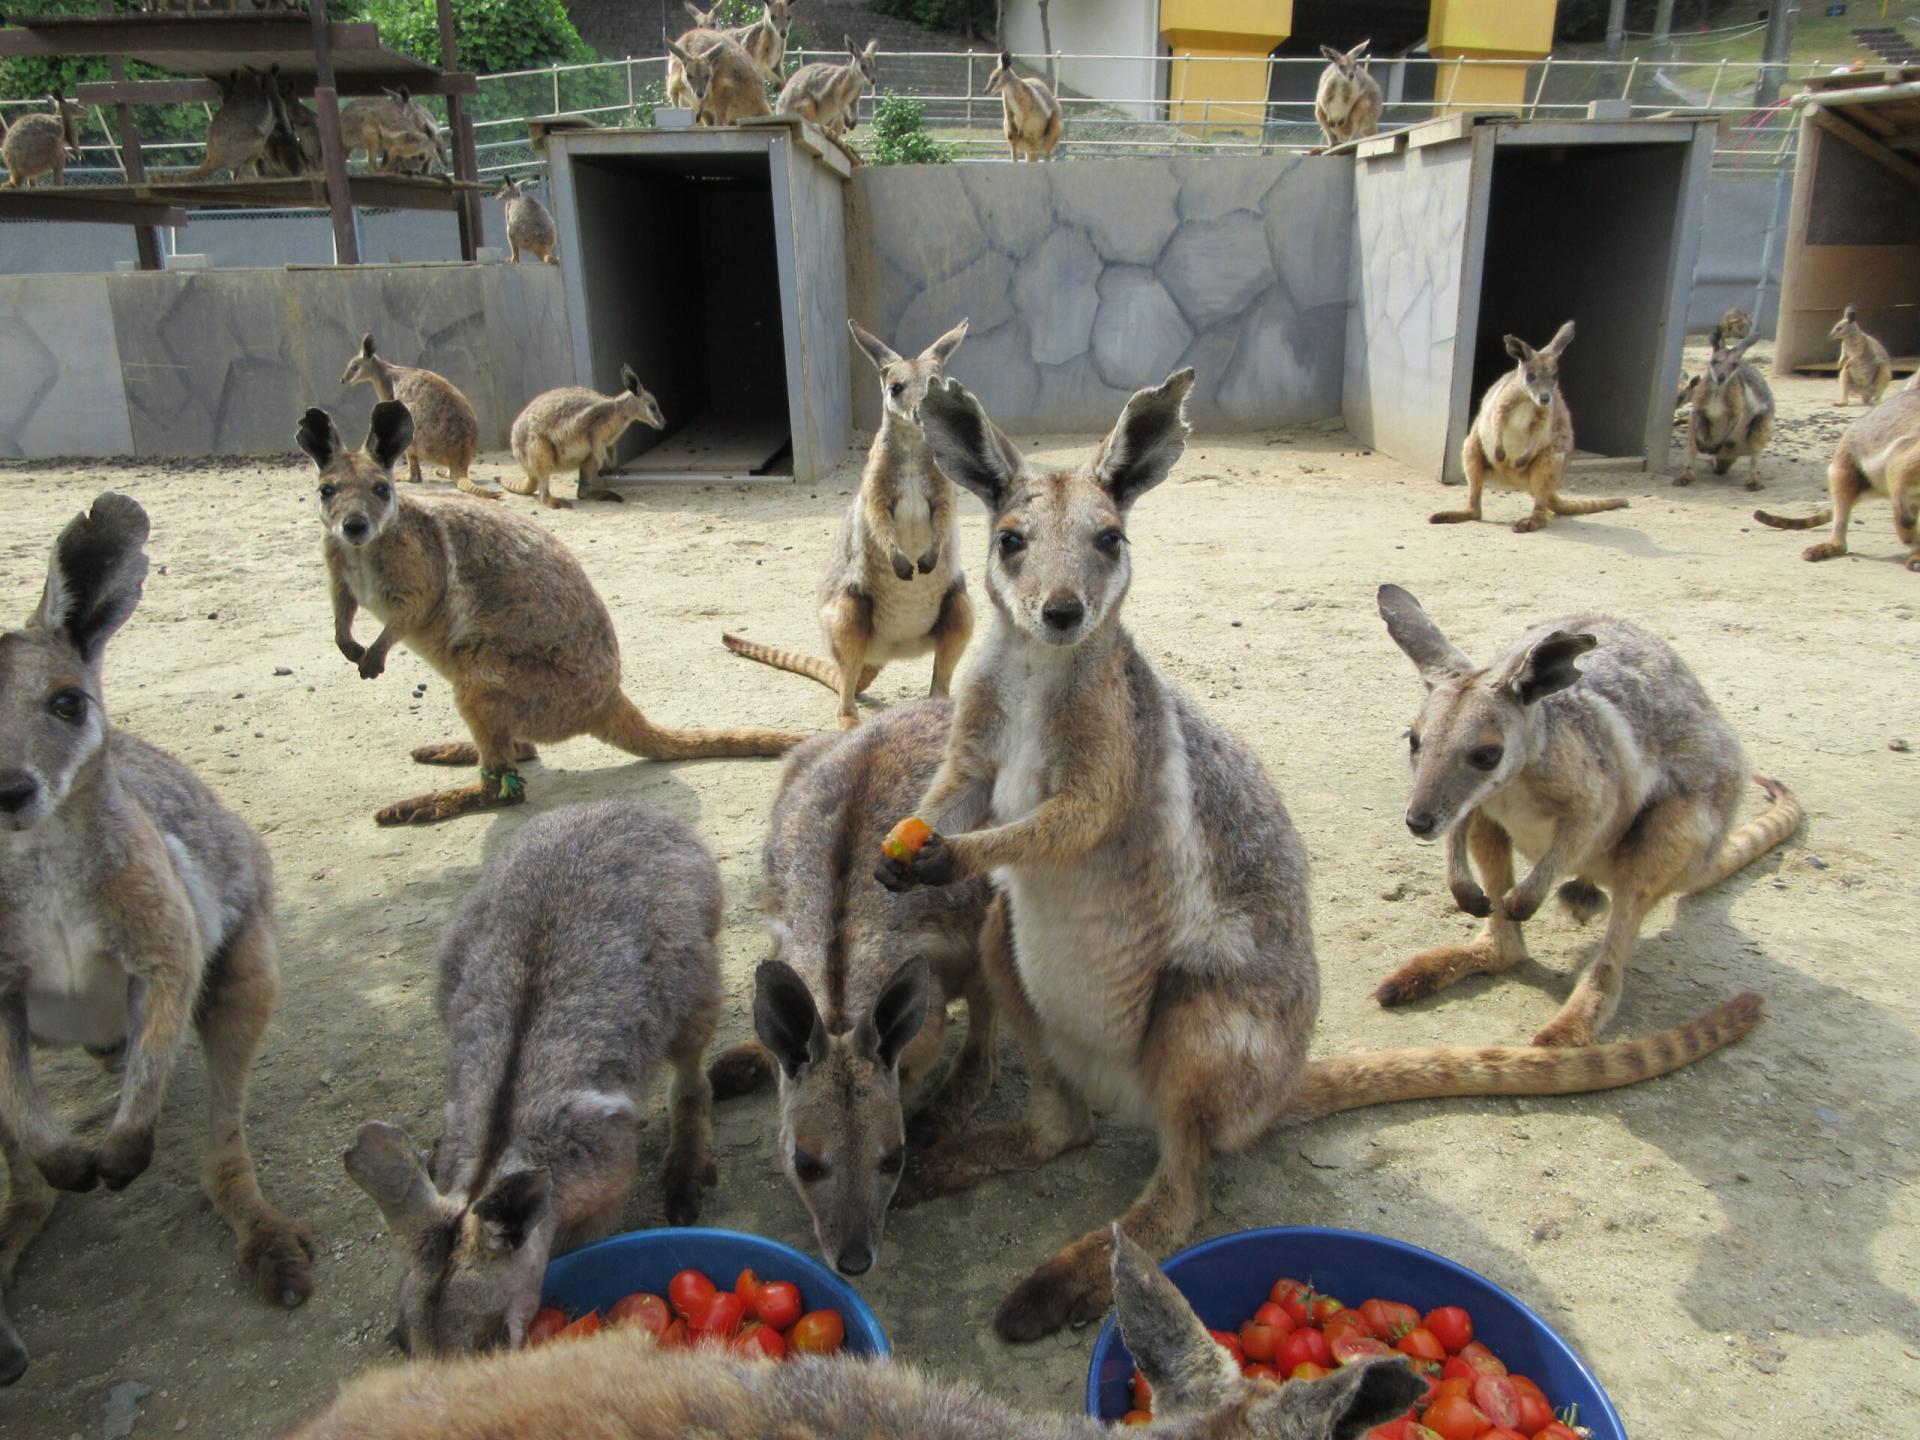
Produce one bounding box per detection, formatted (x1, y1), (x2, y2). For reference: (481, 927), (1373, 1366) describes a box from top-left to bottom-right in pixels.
(1433, 321), (1628, 533)
(1830, 304), (1893, 406)
(188, 69), (275, 179)
(0, 495), (313, 1387)
(983, 50), (1063, 161)
(507, 365), (664, 509)
(777, 38), (878, 136)
(874, 372), (1765, 1342)
(1678, 325), (1774, 489)
(1718, 306), (1754, 344)
(723, 319), (972, 727)
(1755, 385), (1920, 571)
(1314, 40), (1381, 146)
(340, 333), (495, 500)
(1, 89), (81, 188)
(706, 699), (996, 1277)
(723, 0), (796, 82)
(668, 35), (776, 128)
(497, 175), (558, 265)
(1374, 584), (1800, 1046)
(299, 401), (804, 825)
(344, 798), (721, 1356)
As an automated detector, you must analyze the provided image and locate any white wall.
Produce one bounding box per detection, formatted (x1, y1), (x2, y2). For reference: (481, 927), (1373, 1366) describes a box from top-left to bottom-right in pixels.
(1003, 0), (1164, 120)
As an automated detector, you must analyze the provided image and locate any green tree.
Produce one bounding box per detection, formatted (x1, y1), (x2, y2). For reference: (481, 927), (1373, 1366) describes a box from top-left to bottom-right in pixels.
(865, 91), (953, 164)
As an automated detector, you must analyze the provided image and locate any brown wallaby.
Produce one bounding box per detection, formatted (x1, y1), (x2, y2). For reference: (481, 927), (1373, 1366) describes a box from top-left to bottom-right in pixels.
(984, 50), (1063, 162)
(1375, 584), (1800, 1046)
(390, 89), (445, 174)
(1314, 40), (1381, 146)
(1755, 385), (1920, 571)
(188, 69), (276, 179)
(1673, 371), (1699, 411)
(1434, 322), (1628, 533)
(873, 371), (1766, 1342)
(496, 175), (558, 265)
(338, 89), (436, 174)
(340, 333), (495, 500)
(723, 318), (972, 726)
(777, 37), (878, 136)
(254, 67), (311, 179)
(1, 89), (81, 188)
(0, 495), (313, 1387)
(668, 34), (775, 128)
(507, 365), (664, 509)
(1718, 306), (1754, 344)
(669, 0), (794, 96)
(345, 798), (721, 1356)
(1829, 304), (1893, 406)
(299, 401), (805, 825)
(284, 1229), (1427, 1440)
(1678, 325), (1774, 490)
(706, 699), (995, 1277)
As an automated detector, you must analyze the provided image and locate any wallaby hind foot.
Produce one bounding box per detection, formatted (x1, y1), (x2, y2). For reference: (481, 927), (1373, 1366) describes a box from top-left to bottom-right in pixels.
(375, 769), (526, 826)
(411, 739), (538, 766)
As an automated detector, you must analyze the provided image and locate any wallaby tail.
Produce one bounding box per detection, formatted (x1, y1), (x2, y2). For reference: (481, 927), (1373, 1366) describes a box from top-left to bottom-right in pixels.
(590, 691), (805, 760)
(721, 632), (840, 692)
(1289, 992), (1763, 1121)
(1753, 504), (1833, 531)
(1548, 492), (1631, 516)
(1689, 774), (1802, 894)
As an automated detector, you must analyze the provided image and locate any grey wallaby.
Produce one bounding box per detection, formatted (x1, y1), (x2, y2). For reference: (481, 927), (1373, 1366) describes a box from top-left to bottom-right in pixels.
(1678, 324), (1774, 490)
(1755, 384), (1920, 570)
(1, 89), (81, 188)
(497, 174), (559, 265)
(1314, 40), (1380, 146)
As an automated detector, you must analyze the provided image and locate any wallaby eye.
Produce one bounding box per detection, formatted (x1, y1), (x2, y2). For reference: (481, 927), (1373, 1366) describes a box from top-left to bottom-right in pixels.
(878, 1144), (906, 1177)
(1095, 528), (1124, 557)
(372, 482), (393, 501)
(1468, 744), (1504, 771)
(1406, 730), (1420, 754)
(792, 1148), (828, 1184)
(48, 689), (87, 724)
(889, 381), (905, 398)
(997, 529), (1026, 557)
(319, 483), (337, 499)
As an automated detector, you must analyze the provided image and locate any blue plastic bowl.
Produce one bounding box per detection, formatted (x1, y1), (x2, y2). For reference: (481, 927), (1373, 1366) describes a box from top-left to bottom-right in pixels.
(540, 1227), (890, 1358)
(1086, 1226), (1624, 1439)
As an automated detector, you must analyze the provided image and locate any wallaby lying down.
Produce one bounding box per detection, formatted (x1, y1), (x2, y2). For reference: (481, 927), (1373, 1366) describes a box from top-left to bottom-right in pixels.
(300, 401), (805, 825)
(874, 371), (1766, 1342)
(1678, 325), (1773, 490)
(283, 1228), (1427, 1440)
(1756, 385), (1920, 571)
(1375, 585), (1800, 1047)
(1314, 40), (1381, 147)
(346, 798), (720, 1356)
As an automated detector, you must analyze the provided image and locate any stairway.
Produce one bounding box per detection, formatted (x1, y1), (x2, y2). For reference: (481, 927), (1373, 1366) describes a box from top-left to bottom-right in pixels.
(1851, 26), (1920, 65)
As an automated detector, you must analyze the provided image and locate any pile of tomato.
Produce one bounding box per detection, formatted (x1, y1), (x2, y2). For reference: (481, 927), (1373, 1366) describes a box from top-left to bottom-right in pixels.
(525, 1265), (848, 1363)
(1121, 1277), (1587, 1440)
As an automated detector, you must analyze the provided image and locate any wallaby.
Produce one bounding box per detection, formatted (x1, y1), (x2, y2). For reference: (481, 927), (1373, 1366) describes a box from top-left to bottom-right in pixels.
(984, 50), (1063, 162)
(338, 89), (436, 173)
(507, 365), (664, 509)
(705, 699), (996, 1277)
(665, 10), (724, 111)
(391, 89), (445, 174)
(344, 798), (721, 1356)
(299, 401), (805, 824)
(497, 175), (558, 265)
(1830, 304), (1893, 406)
(777, 37), (878, 137)
(669, 0), (794, 95)
(0, 495), (313, 1386)
(1314, 40), (1381, 147)
(1755, 385), (1920, 571)
(1, 89), (81, 188)
(1719, 306), (1754, 344)
(1433, 321), (1628, 533)
(340, 333), (495, 500)
(254, 68), (311, 178)
(1673, 371), (1700, 412)
(188, 69), (276, 179)
(668, 34), (775, 128)
(285, 1230), (1427, 1440)
(723, 319), (972, 727)
(1678, 325), (1774, 490)
(1375, 585), (1800, 1046)
(874, 371), (1766, 1342)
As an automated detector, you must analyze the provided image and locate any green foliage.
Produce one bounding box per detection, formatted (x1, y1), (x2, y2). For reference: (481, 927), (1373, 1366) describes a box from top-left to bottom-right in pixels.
(864, 0), (995, 40)
(865, 91), (953, 165)
(358, 0), (597, 74)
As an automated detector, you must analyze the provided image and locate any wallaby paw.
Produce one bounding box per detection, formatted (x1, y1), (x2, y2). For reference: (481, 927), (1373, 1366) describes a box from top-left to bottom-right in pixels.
(96, 1127), (156, 1192)
(1532, 1016), (1596, 1049)
(542, 496), (574, 511)
(1744, 478), (1763, 492)
(1512, 515), (1547, 534)
(1802, 543), (1842, 563)
(411, 741), (479, 766)
(1427, 510), (1476, 525)
(336, 638), (365, 665)
(35, 1141), (100, 1194)
(1449, 882), (1493, 918)
(994, 1254), (1110, 1343)
(890, 550), (915, 581)
(1906, 556), (1920, 572)
(240, 1214), (316, 1309)
(1672, 472), (1694, 487)
(1500, 889), (1544, 923)
(916, 549), (937, 575)
(660, 1160), (708, 1227)
(874, 833), (957, 892)
(357, 652), (386, 680)
(707, 1042), (773, 1100)
(1556, 880), (1608, 924)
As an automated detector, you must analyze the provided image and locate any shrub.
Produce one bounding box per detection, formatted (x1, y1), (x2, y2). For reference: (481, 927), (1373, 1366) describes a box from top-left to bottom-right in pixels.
(866, 91), (953, 165)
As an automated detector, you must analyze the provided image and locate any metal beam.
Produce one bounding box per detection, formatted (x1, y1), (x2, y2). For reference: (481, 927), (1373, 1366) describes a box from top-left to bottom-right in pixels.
(435, 0), (483, 258)
(308, 0), (359, 263)
(74, 71), (475, 107)
(0, 17), (383, 59)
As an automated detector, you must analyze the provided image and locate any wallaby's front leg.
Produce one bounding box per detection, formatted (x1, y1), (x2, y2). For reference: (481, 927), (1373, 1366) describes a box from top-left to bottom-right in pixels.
(1377, 813), (1527, 1006)
(0, 1118), (52, 1385)
(331, 576), (363, 665)
(1501, 820), (1593, 921)
(870, 498), (915, 581)
(661, 1016), (717, 1226)
(576, 454), (624, 504)
(907, 912), (1000, 1146)
(1444, 815), (1491, 917)
(405, 448), (425, 485)
(355, 625), (397, 680)
(97, 909), (203, 1189)
(0, 995), (96, 1191)
(878, 786), (1112, 889)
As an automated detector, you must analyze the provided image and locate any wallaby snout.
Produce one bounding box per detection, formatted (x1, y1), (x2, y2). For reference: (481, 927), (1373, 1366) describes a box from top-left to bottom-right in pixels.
(0, 769), (45, 829)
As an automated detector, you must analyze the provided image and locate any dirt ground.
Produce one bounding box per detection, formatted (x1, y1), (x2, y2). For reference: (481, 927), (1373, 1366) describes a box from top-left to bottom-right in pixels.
(1, 356), (1915, 1439)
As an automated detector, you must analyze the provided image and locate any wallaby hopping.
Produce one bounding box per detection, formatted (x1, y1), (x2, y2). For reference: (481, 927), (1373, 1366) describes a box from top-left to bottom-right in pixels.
(497, 175), (558, 265)
(300, 401), (805, 825)
(706, 699), (996, 1277)
(667, 34), (775, 128)
(340, 333), (496, 500)
(1718, 306), (1754, 344)
(1830, 304), (1893, 406)
(0, 495), (313, 1387)
(1, 90), (81, 188)
(188, 69), (276, 179)
(1314, 40), (1381, 146)
(345, 798), (721, 1356)
(983, 50), (1063, 162)
(1375, 584), (1800, 1046)
(723, 319), (973, 727)
(777, 37), (878, 136)
(507, 365), (663, 509)
(1755, 385), (1920, 571)
(1678, 325), (1774, 490)
(1434, 321), (1628, 532)
(873, 371), (1766, 1342)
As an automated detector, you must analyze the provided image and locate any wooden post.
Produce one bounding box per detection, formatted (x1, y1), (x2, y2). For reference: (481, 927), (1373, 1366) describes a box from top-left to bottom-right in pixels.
(438, 0), (484, 259)
(309, 0), (361, 263)
(98, 0), (160, 270)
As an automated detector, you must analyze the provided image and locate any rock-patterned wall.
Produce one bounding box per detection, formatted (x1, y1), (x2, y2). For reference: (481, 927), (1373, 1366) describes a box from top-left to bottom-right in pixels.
(0, 275), (134, 459)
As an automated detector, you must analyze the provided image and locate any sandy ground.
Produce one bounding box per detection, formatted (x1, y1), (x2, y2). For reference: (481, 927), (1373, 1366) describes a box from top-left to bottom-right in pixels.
(1, 357), (1916, 1439)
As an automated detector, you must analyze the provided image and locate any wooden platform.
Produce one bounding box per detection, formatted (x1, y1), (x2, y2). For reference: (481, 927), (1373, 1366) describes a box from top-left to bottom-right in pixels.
(0, 175), (483, 217)
(1792, 355), (1920, 376)
(0, 187), (184, 227)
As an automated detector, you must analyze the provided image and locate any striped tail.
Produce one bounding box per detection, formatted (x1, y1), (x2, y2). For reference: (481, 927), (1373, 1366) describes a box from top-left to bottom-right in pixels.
(1548, 492), (1631, 516)
(1753, 505), (1832, 531)
(721, 632), (841, 692)
(1289, 992), (1763, 1121)
(1688, 773), (1802, 894)
(589, 692), (806, 761)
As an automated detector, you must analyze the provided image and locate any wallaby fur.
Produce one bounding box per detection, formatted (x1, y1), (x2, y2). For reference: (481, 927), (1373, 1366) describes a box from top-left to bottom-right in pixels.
(344, 798), (721, 1357)
(1829, 304), (1893, 406)
(0, 494), (313, 1386)
(1375, 585), (1799, 1046)
(255, 69), (313, 178)
(668, 0), (794, 101)
(283, 1230), (1428, 1440)
(340, 333), (495, 500)
(495, 175), (558, 265)
(1314, 40), (1381, 147)
(338, 88), (437, 174)
(1755, 385), (1920, 571)
(668, 34), (775, 128)
(189, 69), (276, 179)
(706, 699), (996, 1277)
(1718, 306), (1754, 344)
(1, 90), (81, 189)
(1678, 325), (1774, 490)
(874, 373), (1765, 1343)
(1435, 321), (1628, 533)
(778, 37), (878, 136)
(984, 50), (1063, 162)
(298, 401), (805, 825)
(1673, 371), (1700, 412)
(507, 365), (664, 509)
(723, 318), (973, 726)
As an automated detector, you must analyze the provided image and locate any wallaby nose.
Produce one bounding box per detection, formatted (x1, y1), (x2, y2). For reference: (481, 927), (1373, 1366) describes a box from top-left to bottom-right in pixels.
(341, 514), (371, 543)
(1042, 598), (1085, 633)
(0, 771), (40, 815)
(835, 1243), (874, 1277)
(1405, 810), (1438, 839)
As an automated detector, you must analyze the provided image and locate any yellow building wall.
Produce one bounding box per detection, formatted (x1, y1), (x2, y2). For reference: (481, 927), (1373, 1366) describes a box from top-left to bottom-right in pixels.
(1160, 0), (1290, 136)
(1428, 0), (1555, 115)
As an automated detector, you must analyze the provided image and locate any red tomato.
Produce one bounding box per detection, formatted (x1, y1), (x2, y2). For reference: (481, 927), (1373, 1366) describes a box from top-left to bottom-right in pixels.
(789, 1309), (845, 1356)
(1406, 1427), (1446, 1440)
(1271, 1279), (1315, 1328)
(1130, 1370), (1152, 1410)
(659, 1318), (691, 1350)
(1534, 1426), (1581, 1440)
(1432, 1378), (1473, 1403)
(1311, 1296), (1347, 1323)
(1252, 1301), (1295, 1335)
(1240, 1321), (1287, 1363)
(669, 1269), (718, 1319)
(693, 1290), (746, 1338)
(1422, 1393), (1491, 1440)
(1366, 1422), (1414, 1440)
(554, 1311), (602, 1343)
(1506, 1375), (1545, 1400)
(525, 1306), (567, 1346)
(1121, 1412), (1152, 1427)
(1331, 1332), (1394, 1365)
(1289, 1362), (1332, 1381)
(1459, 1342), (1507, 1378)
(1482, 1432), (1529, 1440)
(607, 1292), (671, 1338)
(1471, 1377), (1519, 1431)
(1323, 1309), (1376, 1344)
(1424, 1307), (1474, 1354)
(1395, 1328), (1449, 1363)
(735, 1268), (761, 1301)
(1509, 1386), (1555, 1436)
(1209, 1329), (1246, 1366)
(752, 1280), (803, 1332)
(1243, 1362), (1279, 1382)
(1359, 1298), (1423, 1340)
(1441, 1356), (1479, 1384)
(1277, 1326), (1332, 1372)
(732, 1320), (787, 1360)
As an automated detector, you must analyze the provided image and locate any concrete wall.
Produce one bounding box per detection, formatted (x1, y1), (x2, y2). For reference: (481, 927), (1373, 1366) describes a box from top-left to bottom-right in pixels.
(1690, 170), (1791, 338)
(1004, 0), (1164, 120)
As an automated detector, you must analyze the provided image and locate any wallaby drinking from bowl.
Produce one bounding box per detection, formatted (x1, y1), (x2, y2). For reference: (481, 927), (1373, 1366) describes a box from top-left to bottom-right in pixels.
(340, 333), (495, 500)
(345, 798), (721, 1357)
(1, 89), (81, 188)
(1678, 325), (1774, 490)
(1830, 304), (1893, 406)
(507, 365), (663, 509)
(983, 50), (1062, 162)
(1755, 384), (1920, 571)
(1314, 40), (1381, 146)
(777, 37), (878, 136)
(497, 175), (558, 265)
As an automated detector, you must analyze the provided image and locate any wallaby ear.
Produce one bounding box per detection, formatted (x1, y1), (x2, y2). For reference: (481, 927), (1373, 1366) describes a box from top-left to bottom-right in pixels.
(1320, 44), (1345, 64)
(1707, 324), (1724, 353)
(666, 38), (693, 64)
(921, 317), (969, 369)
(345, 1121), (450, 1249)
(856, 957), (930, 1071)
(753, 959), (828, 1079)
(297, 406), (343, 470)
(621, 363), (642, 394)
(1111, 1227), (1239, 1415)
(919, 375), (1025, 513)
(848, 318), (902, 372)
(684, 0), (706, 18)
(1000, 48), (1013, 65)
(1348, 38), (1371, 62)
(1507, 630), (1596, 706)
(1543, 320), (1576, 357)
(1731, 336), (1756, 362)
(1842, 304), (1856, 321)
(865, 39), (879, 59)
(1503, 334), (1533, 362)
(35, 492), (151, 663)
(366, 399), (414, 474)
(1376, 584), (1472, 687)
(1091, 368), (1195, 512)
(474, 1168), (552, 1253)
(361, 332), (375, 358)
(1270, 1357), (1426, 1440)
(845, 33), (856, 54)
